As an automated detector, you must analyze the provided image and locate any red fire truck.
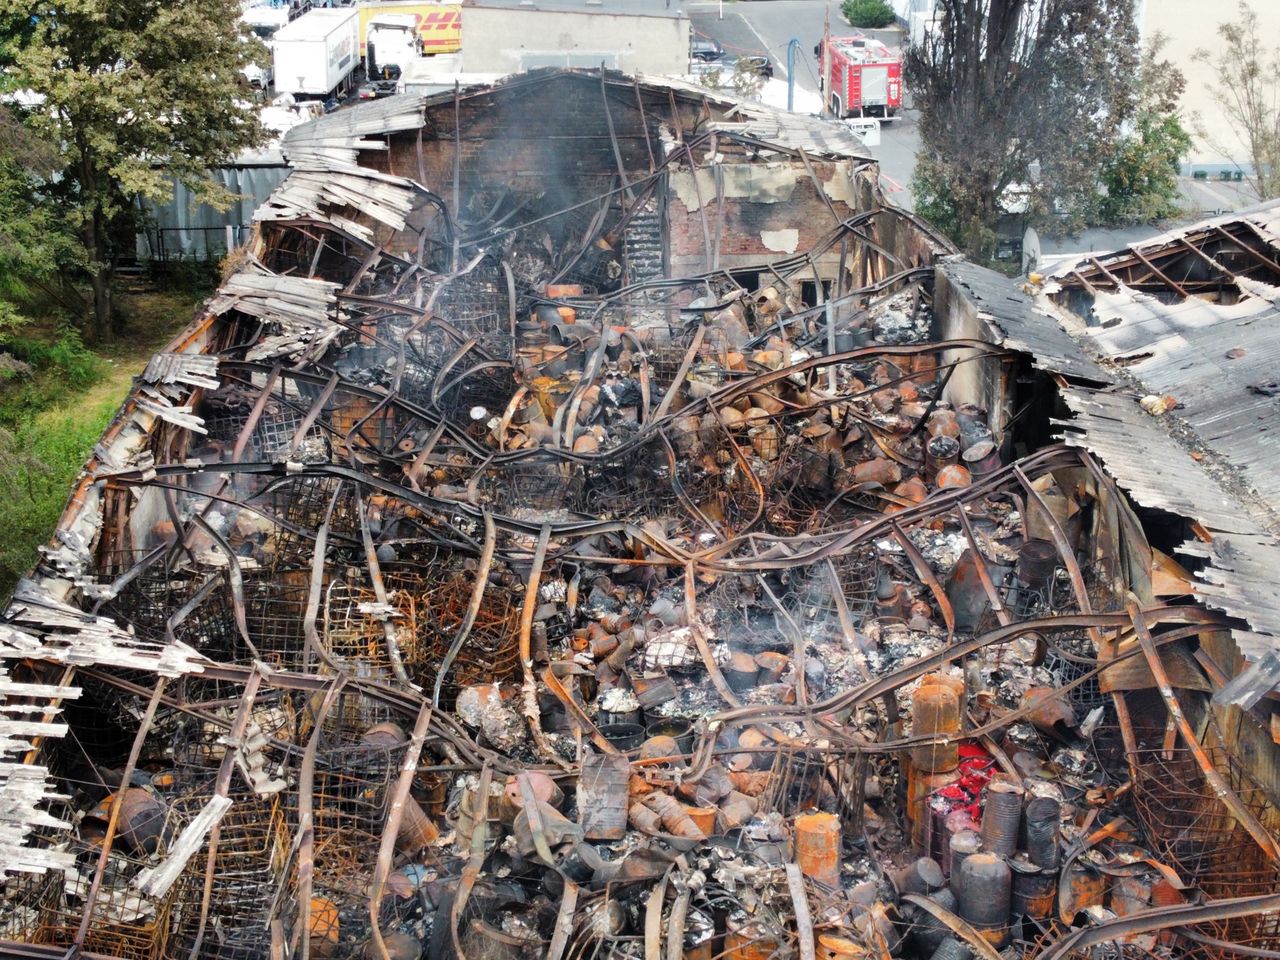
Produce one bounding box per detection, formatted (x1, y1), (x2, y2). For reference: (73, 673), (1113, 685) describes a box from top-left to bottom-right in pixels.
(816, 33), (903, 120)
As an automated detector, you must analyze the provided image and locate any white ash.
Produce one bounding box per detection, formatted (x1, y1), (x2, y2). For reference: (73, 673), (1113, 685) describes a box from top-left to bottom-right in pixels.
(539, 579), (568, 602)
(598, 686), (640, 714)
(909, 528), (971, 574)
(871, 290), (931, 344)
(640, 625), (702, 671)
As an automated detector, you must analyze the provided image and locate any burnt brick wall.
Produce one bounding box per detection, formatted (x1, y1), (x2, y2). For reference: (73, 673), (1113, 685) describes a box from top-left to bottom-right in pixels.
(382, 74), (657, 207)
(667, 160), (867, 274)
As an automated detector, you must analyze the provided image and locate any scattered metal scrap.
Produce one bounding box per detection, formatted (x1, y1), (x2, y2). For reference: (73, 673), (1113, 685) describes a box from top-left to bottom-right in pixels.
(1, 70), (1278, 960)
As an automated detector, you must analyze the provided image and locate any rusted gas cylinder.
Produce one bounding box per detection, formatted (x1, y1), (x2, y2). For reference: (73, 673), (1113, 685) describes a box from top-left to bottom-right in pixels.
(948, 829), (982, 898)
(1010, 853), (1056, 921)
(794, 811), (842, 887)
(1023, 795), (1061, 869)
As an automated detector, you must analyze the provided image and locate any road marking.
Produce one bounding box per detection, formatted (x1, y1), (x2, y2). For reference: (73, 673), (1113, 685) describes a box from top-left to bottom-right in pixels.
(738, 13), (787, 79)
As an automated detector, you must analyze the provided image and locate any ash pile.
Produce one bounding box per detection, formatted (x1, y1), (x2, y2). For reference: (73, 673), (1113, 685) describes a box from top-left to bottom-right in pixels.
(2, 86), (1279, 960)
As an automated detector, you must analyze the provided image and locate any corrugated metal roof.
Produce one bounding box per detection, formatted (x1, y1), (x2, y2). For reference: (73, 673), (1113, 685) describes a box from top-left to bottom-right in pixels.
(939, 258), (1110, 382)
(208, 266), (343, 363)
(254, 168), (420, 241)
(1055, 385), (1280, 661)
(1079, 284), (1280, 507)
(1046, 202), (1280, 514)
(0, 663), (75, 877)
(281, 93), (429, 169)
(635, 72), (874, 161)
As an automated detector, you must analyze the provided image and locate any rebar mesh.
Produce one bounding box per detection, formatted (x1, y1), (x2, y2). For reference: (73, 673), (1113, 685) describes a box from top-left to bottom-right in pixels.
(1131, 743), (1280, 956)
(32, 848), (175, 960)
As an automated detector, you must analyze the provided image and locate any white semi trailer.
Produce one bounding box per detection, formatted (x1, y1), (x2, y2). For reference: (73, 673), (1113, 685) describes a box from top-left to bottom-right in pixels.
(272, 7), (361, 101)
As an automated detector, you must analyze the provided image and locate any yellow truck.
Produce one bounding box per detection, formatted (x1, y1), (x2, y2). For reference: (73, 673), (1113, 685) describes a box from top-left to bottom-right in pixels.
(357, 2), (462, 57)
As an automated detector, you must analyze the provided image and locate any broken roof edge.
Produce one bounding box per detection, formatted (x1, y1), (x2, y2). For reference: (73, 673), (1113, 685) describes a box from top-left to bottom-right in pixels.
(937, 257), (1111, 383)
(1054, 383), (1280, 662)
(293, 68), (876, 165)
(1043, 196), (1280, 281)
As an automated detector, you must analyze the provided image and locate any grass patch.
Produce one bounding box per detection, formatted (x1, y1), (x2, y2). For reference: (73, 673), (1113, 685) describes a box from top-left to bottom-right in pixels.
(0, 285), (204, 600)
(0, 395), (122, 597)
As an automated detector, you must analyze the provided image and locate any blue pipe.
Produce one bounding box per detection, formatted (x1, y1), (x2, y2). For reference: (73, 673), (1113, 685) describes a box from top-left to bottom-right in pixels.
(786, 37), (800, 112)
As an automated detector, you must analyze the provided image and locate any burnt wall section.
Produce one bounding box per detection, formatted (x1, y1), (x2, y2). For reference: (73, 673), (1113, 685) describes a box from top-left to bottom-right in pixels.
(385, 74), (666, 202)
(666, 158), (866, 274)
(623, 195), (664, 285)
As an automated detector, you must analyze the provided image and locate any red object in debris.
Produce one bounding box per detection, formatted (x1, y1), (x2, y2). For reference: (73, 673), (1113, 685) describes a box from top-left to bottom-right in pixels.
(927, 742), (995, 824)
(817, 33), (903, 120)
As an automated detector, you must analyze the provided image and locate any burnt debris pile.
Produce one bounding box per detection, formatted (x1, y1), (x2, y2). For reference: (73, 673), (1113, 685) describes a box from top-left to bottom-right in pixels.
(2, 73), (1279, 960)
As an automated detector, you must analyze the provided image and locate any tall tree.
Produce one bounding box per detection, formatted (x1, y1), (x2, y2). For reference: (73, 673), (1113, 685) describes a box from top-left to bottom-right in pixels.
(0, 0), (266, 339)
(1193, 1), (1280, 200)
(906, 0), (1140, 261)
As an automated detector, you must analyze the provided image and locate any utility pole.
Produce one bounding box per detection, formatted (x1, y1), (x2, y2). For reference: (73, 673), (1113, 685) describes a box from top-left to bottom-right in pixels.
(786, 38), (800, 112)
(822, 5), (832, 116)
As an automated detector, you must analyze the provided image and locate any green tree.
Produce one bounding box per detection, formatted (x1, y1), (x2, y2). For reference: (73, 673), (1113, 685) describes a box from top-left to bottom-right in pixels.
(1193, 1), (1280, 199)
(905, 0), (1139, 261)
(0, 106), (79, 317)
(0, 0), (266, 340)
(1098, 35), (1191, 224)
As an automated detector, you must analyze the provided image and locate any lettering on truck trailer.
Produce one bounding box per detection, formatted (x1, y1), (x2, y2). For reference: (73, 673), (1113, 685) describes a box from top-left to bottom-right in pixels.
(359, 5), (461, 56)
(329, 34), (355, 72)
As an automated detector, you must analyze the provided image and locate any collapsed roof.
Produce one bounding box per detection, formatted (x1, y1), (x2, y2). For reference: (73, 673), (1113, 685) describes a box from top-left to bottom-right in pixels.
(2, 70), (1279, 960)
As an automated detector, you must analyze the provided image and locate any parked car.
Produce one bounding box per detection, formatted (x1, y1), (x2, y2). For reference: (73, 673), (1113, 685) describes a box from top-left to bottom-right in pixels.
(691, 37), (726, 62)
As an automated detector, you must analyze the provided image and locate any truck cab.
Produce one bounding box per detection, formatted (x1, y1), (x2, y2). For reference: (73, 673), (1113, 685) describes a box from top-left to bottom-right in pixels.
(366, 13), (424, 82)
(816, 33), (903, 120)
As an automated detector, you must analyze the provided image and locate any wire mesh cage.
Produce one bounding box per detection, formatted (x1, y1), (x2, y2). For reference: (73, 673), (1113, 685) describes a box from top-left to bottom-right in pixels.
(783, 545), (879, 629)
(163, 791), (290, 960)
(267, 476), (361, 570)
(433, 257), (512, 338)
(579, 436), (680, 522)
(414, 572), (521, 709)
(242, 570), (312, 669)
(474, 457), (585, 516)
(32, 848), (176, 960)
(324, 578), (424, 679)
(1131, 741), (1280, 957)
(432, 363), (518, 424)
(762, 744), (867, 826)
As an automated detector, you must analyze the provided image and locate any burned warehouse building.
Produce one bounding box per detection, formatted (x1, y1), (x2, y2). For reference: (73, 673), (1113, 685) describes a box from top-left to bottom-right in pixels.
(3, 69), (1280, 960)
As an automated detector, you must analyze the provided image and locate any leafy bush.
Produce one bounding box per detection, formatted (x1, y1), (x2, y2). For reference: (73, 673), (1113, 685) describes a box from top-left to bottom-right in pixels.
(843, 0), (896, 28)
(0, 330), (103, 422)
